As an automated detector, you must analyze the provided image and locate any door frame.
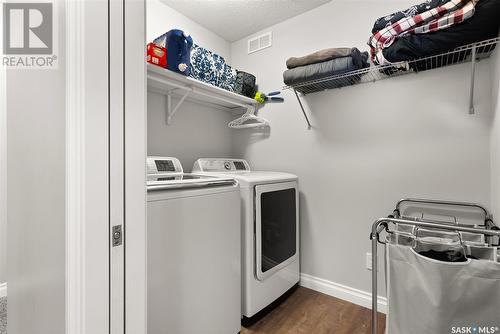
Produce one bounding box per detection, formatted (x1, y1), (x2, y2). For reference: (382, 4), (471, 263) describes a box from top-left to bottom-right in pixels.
(123, 0), (147, 333)
(65, 0), (147, 333)
(65, 0), (87, 331)
(0, 0), (6, 302)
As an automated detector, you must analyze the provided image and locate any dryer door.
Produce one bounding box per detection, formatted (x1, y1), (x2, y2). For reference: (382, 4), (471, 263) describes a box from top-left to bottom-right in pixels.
(255, 181), (298, 281)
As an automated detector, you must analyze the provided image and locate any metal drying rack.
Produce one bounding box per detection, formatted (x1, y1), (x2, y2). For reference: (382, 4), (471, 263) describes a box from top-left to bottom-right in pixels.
(369, 198), (500, 334)
(284, 37), (500, 129)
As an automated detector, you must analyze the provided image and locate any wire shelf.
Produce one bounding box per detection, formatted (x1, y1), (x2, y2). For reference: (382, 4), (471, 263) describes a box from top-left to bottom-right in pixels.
(283, 37), (499, 95)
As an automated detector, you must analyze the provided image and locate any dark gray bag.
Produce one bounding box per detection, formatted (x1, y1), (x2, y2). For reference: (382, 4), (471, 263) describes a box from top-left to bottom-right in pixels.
(235, 71), (256, 98)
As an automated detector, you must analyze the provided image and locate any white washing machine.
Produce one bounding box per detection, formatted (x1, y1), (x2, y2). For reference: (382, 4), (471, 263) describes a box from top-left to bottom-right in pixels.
(192, 158), (299, 318)
(147, 156), (241, 334)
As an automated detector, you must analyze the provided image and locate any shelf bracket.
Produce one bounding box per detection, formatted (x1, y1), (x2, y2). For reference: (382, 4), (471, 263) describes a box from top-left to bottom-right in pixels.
(166, 89), (191, 125)
(293, 89), (312, 130)
(469, 46), (477, 115)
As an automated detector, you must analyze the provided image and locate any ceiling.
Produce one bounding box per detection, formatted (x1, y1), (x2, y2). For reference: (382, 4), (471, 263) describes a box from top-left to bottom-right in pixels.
(159, 0), (333, 42)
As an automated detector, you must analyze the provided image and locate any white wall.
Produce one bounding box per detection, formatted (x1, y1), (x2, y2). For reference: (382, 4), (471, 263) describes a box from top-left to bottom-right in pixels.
(491, 48), (500, 218)
(148, 94), (236, 169)
(0, 38), (6, 286)
(148, 0), (231, 61)
(230, 0), (493, 296)
(147, 1), (236, 170)
(6, 2), (66, 333)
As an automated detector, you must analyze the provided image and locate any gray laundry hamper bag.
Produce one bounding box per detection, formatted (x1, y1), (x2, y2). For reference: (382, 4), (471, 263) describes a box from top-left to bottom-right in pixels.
(386, 242), (500, 334)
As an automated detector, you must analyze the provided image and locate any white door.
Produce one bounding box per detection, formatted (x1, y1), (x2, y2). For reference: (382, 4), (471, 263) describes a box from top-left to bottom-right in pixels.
(108, 0), (147, 332)
(1, 1), (145, 333)
(109, 0), (125, 330)
(122, 1), (148, 333)
(109, 0), (147, 332)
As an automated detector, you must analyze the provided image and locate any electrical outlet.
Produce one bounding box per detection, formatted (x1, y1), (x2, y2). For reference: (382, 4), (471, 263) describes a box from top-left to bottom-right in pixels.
(366, 253), (372, 271)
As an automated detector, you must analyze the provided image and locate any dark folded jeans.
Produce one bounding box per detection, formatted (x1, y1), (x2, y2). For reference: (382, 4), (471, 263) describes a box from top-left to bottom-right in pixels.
(283, 50), (369, 93)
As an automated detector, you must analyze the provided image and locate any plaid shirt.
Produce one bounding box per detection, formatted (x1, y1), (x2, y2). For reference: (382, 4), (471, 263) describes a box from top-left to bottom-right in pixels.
(373, 1), (477, 66)
(368, 0), (476, 62)
(408, 0), (476, 34)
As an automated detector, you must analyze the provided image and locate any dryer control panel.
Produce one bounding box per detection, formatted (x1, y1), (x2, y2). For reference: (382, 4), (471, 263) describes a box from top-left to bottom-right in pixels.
(147, 156), (183, 175)
(193, 158), (251, 172)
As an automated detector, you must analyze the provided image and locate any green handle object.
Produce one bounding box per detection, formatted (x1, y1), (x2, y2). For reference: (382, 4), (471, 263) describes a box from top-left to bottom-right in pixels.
(254, 91), (267, 104)
(254, 91), (284, 104)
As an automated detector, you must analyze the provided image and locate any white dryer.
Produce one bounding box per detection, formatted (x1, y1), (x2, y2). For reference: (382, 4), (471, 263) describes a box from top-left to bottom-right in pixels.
(192, 158), (299, 318)
(147, 156), (241, 334)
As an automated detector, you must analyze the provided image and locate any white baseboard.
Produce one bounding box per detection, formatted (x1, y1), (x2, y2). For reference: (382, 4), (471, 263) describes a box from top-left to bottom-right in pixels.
(0, 282), (7, 298)
(300, 273), (387, 314)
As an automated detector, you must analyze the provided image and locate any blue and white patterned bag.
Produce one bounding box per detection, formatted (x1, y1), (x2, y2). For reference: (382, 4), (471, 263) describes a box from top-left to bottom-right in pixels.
(218, 64), (237, 92)
(189, 44), (218, 86)
(189, 44), (237, 92)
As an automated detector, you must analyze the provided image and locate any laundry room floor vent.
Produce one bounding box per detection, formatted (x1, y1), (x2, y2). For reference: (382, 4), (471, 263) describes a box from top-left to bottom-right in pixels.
(248, 32), (272, 54)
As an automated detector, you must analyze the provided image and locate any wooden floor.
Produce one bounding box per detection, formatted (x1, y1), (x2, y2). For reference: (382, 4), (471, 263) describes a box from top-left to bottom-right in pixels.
(241, 287), (385, 334)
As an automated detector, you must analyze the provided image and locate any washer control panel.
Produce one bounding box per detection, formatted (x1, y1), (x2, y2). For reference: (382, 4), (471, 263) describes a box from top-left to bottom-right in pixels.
(147, 156), (183, 175)
(192, 158), (251, 172)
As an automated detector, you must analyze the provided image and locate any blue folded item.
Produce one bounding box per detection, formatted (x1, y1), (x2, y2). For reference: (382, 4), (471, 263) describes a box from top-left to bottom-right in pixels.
(189, 44), (237, 92)
(154, 29), (193, 76)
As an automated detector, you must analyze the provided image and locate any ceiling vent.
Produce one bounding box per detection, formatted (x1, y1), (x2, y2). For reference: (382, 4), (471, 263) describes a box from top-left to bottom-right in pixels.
(248, 32), (272, 54)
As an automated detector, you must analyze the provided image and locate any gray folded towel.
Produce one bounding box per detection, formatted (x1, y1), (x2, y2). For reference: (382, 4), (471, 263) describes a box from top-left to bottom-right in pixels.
(283, 49), (369, 87)
(286, 47), (353, 69)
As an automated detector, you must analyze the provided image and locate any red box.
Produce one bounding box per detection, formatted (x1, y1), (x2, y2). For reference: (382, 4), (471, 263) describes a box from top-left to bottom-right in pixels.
(147, 43), (167, 68)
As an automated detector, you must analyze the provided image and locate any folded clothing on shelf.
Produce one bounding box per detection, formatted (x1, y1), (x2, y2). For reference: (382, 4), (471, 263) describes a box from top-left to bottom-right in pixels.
(379, 0), (500, 66)
(369, 0), (478, 64)
(189, 44), (237, 92)
(283, 48), (370, 90)
(371, 0), (449, 33)
(154, 29), (193, 75)
(286, 47), (353, 69)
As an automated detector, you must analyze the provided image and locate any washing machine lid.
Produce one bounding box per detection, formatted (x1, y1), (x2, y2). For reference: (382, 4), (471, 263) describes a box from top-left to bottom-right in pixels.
(147, 174), (236, 191)
(192, 158), (297, 187)
(147, 156), (236, 190)
(224, 171), (297, 186)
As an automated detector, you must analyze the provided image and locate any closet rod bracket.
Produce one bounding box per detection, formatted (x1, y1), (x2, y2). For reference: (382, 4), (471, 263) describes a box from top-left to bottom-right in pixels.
(293, 89), (312, 130)
(469, 46), (477, 115)
(166, 89), (191, 125)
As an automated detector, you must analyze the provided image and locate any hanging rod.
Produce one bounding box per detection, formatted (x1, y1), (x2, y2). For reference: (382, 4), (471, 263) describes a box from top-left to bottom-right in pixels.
(369, 216), (500, 334)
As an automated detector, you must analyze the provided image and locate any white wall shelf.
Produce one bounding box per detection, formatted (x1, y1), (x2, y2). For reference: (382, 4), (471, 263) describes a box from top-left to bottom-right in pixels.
(147, 64), (258, 124)
(284, 37), (499, 128)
